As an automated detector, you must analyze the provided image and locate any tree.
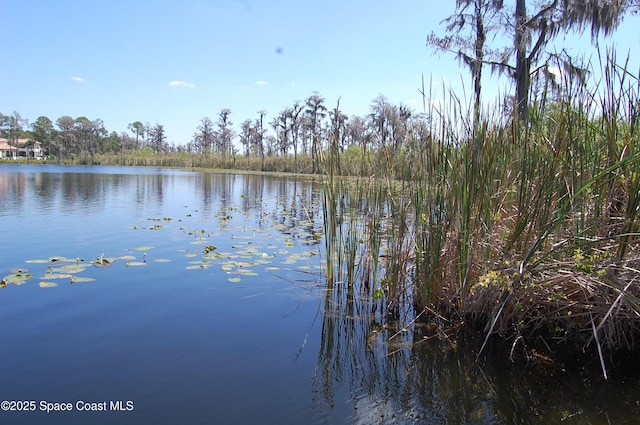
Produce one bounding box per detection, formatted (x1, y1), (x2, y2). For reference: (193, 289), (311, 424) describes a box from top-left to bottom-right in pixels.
(273, 109), (292, 156)
(147, 123), (167, 154)
(369, 95), (396, 149)
(31, 116), (54, 158)
(430, 0), (632, 122)
(90, 119), (107, 162)
(345, 115), (370, 150)
(75, 117), (93, 163)
(215, 108), (234, 159)
(239, 119), (253, 157)
(289, 101), (304, 172)
(0, 112), (28, 158)
(128, 121), (145, 149)
(73, 117), (106, 163)
(305, 92), (327, 173)
(265, 135), (278, 157)
(253, 111), (267, 171)
(56, 115), (75, 162)
(507, 0), (629, 121)
(193, 117), (215, 155)
(427, 0), (503, 126)
(101, 131), (123, 154)
(328, 98), (348, 175)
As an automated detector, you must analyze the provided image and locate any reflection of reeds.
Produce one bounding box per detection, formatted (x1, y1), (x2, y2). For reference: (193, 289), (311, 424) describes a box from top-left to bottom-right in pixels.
(320, 53), (640, 375)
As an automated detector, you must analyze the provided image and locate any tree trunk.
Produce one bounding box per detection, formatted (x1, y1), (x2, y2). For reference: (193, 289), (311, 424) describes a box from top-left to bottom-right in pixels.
(473, 1), (485, 127)
(515, 0), (529, 122)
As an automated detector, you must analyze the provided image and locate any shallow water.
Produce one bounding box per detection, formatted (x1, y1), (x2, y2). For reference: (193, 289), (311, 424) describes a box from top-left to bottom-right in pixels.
(1, 164), (638, 424)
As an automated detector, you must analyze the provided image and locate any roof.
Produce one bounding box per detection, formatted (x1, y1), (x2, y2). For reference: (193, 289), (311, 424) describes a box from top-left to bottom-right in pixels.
(0, 138), (38, 150)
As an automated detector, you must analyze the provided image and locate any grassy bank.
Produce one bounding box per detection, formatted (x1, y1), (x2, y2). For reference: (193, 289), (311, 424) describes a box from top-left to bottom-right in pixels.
(91, 149), (316, 174)
(319, 56), (640, 377)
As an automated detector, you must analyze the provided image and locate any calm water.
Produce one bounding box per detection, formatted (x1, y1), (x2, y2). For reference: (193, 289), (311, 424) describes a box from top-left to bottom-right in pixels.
(1, 164), (639, 424)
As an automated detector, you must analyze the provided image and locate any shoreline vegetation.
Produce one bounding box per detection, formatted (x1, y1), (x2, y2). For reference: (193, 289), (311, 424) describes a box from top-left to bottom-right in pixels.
(3, 56), (640, 379)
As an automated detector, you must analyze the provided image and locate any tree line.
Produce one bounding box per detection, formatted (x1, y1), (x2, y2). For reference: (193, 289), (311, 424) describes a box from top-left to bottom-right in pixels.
(0, 92), (430, 173)
(0, 111), (173, 164)
(2, 1), (638, 171)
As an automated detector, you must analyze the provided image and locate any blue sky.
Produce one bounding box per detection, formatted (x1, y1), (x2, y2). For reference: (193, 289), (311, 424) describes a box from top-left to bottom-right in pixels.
(1, 0), (638, 146)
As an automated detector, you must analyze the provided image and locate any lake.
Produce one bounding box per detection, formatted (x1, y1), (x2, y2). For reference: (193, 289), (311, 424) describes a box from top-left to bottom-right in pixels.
(1, 164), (639, 424)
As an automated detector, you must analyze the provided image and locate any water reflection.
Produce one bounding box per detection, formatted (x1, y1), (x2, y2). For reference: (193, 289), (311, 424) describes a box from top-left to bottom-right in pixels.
(313, 278), (488, 423)
(313, 282), (640, 423)
(0, 166), (323, 244)
(1, 165), (639, 424)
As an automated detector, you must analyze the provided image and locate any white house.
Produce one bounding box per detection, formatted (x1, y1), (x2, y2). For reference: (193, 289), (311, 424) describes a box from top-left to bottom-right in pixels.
(0, 138), (44, 159)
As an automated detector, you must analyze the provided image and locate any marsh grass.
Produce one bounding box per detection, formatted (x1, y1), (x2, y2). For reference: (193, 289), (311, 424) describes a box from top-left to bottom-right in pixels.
(319, 54), (640, 376)
(94, 150), (316, 174)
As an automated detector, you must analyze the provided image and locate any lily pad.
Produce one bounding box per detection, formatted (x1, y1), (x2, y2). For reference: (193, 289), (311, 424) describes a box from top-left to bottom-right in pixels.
(135, 246), (154, 251)
(126, 261), (147, 267)
(40, 273), (73, 280)
(93, 255), (116, 267)
(186, 265), (206, 270)
(2, 271), (32, 285)
(39, 281), (58, 288)
(204, 252), (221, 260)
(255, 259), (272, 265)
(25, 259), (52, 264)
(49, 256), (83, 263)
(152, 259), (172, 263)
(228, 277), (242, 283)
(48, 256), (69, 262)
(191, 241), (211, 247)
(50, 264), (86, 274)
(70, 276), (96, 283)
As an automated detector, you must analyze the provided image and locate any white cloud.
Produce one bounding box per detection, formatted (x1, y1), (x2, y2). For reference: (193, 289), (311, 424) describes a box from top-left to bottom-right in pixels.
(71, 76), (87, 83)
(289, 81), (297, 88)
(168, 80), (195, 88)
(255, 80), (268, 86)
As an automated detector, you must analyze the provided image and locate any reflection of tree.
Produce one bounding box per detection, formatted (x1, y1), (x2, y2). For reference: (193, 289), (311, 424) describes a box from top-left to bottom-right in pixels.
(0, 170), (27, 211)
(272, 178), (323, 246)
(3, 168), (324, 257)
(1, 168), (174, 217)
(241, 173), (263, 217)
(192, 172), (323, 244)
(134, 174), (164, 212)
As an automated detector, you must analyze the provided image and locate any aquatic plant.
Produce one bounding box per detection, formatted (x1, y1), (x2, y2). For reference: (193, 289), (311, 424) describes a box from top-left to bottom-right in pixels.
(319, 53), (640, 377)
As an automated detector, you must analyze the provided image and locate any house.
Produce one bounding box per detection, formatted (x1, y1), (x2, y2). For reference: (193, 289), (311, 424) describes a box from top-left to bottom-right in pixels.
(0, 138), (44, 159)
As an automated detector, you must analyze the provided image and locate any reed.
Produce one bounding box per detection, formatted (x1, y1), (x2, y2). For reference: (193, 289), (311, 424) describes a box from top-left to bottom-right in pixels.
(319, 52), (640, 375)
(93, 151), (317, 174)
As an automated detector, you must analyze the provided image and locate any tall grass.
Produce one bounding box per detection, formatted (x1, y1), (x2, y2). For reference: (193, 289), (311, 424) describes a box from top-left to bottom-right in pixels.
(320, 53), (640, 375)
(93, 150), (316, 174)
